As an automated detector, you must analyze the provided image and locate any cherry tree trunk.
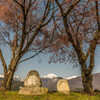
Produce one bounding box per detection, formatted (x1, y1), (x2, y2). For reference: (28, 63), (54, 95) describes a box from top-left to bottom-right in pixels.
(3, 67), (15, 91)
(6, 74), (14, 91)
(81, 70), (93, 94)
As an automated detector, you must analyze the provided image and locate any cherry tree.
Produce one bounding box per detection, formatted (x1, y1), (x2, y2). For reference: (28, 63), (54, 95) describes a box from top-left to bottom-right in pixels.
(47, 0), (100, 94)
(0, 0), (56, 90)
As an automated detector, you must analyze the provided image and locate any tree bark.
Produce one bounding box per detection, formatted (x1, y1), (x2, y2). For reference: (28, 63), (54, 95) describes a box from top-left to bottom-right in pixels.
(3, 56), (20, 91)
(2, 70), (14, 91)
(6, 73), (14, 91)
(82, 71), (93, 94)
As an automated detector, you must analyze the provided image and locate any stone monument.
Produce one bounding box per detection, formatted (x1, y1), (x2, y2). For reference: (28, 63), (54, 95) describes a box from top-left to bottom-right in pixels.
(24, 70), (42, 87)
(57, 79), (70, 94)
(19, 70), (48, 95)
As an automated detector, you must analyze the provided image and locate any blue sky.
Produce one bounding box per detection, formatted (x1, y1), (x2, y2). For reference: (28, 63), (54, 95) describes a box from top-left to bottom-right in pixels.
(0, 46), (100, 79)
(0, 0), (100, 80)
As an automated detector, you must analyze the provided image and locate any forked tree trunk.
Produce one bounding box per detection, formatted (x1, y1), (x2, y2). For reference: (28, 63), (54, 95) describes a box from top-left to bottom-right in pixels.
(81, 69), (93, 94)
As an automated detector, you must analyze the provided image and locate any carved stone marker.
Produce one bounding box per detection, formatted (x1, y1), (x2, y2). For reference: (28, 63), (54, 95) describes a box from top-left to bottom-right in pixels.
(24, 70), (41, 87)
(57, 79), (70, 94)
(19, 70), (48, 95)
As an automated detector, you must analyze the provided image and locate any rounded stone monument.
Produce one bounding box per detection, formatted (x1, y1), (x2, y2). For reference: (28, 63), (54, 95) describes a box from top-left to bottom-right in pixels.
(57, 79), (70, 94)
(19, 70), (48, 95)
(24, 70), (42, 87)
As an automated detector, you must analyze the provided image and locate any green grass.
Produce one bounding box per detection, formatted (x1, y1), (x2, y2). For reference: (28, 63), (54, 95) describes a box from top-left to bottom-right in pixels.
(0, 91), (100, 100)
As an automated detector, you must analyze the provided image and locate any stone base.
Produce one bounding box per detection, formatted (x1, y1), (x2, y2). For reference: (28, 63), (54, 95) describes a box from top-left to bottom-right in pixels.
(19, 86), (48, 95)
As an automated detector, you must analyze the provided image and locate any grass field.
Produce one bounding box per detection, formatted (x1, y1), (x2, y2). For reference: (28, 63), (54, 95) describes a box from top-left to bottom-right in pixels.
(0, 91), (100, 100)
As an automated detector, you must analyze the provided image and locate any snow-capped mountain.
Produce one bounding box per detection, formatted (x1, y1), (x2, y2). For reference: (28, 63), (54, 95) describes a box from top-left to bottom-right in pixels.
(42, 74), (58, 79)
(66, 76), (78, 80)
(42, 73), (78, 80)
(0, 75), (24, 81)
(0, 75), (4, 78)
(0, 73), (78, 82)
(41, 74), (63, 91)
(42, 73), (100, 91)
(41, 74), (80, 91)
(13, 76), (24, 81)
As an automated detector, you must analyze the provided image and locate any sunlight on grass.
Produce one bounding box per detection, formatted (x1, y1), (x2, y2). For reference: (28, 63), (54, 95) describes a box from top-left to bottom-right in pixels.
(0, 91), (100, 100)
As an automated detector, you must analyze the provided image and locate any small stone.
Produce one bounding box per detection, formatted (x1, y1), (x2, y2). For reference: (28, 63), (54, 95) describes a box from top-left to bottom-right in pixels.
(57, 79), (70, 94)
(24, 70), (42, 87)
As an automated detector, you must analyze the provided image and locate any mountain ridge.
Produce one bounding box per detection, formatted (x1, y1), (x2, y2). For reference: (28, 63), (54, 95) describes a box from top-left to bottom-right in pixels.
(0, 75), (24, 82)
(0, 73), (79, 81)
(0, 73), (100, 91)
